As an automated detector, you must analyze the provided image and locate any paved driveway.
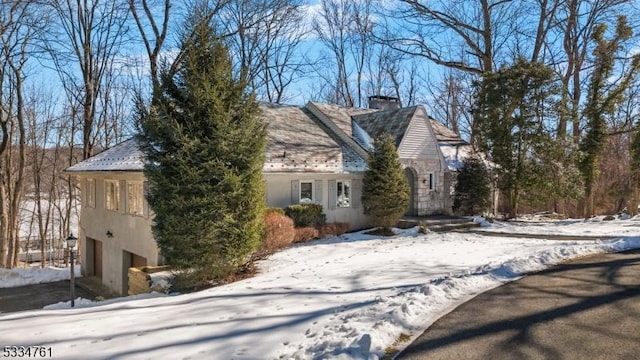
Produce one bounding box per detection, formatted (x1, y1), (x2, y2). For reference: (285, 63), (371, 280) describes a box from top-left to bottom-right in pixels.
(0, 280), (96, 313)
(397, 249), (640, 360)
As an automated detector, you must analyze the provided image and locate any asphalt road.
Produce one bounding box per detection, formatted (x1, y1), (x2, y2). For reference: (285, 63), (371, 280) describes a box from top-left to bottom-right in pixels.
(397, 249), (640, 360)
(0, 280), (96, 313)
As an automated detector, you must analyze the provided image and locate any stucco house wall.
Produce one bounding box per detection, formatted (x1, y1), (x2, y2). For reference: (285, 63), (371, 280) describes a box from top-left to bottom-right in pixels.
(78, 171), (158, 295)
(264, 173), (369, 230)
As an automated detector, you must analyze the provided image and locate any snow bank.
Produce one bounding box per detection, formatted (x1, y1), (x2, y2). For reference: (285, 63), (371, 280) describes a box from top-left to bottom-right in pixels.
(283, 236), (640, 359)
(0, 266), (80, 288)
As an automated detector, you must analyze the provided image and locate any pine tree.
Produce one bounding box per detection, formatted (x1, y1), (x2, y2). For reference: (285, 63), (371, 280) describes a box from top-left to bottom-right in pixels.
(453, 157), (491, 215)
(474, 58), (558, 218)
(520, 135), (583, 212)
(362, 133), (409, 231)
(136, 11), (267, 287)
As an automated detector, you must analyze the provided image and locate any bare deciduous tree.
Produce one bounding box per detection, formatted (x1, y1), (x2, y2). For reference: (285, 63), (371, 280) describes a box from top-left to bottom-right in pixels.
(129, 0), (171, 92)
(383, 0), (510, 74)
(47, 0), (129, 159)
(551, 0), (635, 142)
(0, 1), (43, 268)
(425, 69), (476, 138)
(25, 88), (57, 268)
(313, 0), (356, 106)
(216, 0), (307, 103)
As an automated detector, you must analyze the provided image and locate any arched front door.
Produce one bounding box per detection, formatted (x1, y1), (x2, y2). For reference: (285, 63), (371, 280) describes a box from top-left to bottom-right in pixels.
(404, 167), (416, 216)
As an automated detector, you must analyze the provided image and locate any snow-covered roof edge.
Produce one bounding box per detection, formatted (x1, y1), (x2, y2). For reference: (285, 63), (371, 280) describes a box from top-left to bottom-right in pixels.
(65, 138), (144, 172)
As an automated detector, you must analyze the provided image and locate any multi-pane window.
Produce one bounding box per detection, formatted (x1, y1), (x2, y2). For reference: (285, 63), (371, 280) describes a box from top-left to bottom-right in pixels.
(337, 180), (351, 208)
(127, 181), (144, 216)
(105, 180), (120, 211)
(86, 178), (95, 208)
(300, 181), (313, 203)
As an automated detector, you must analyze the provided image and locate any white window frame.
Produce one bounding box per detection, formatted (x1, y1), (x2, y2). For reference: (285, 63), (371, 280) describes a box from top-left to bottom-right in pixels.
(105, 180), (120, 211)
(127, 181), (144, 216)
(86, 178), (95, 208)
(336, 180), (351, 208)
(300, 181), (314, 204)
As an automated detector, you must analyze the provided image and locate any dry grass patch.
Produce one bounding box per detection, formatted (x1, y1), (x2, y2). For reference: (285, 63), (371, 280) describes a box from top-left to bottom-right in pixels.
(382, 332), (412, 359)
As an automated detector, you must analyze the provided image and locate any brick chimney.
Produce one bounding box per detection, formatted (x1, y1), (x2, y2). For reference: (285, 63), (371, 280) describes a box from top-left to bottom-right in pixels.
(368, 95), (401, 110)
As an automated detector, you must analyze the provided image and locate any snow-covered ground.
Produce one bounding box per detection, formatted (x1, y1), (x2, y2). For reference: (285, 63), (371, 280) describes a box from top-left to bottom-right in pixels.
(2, 218), (640, 360)
(477, 214), (640, 237)
(0, 265), (81, 288)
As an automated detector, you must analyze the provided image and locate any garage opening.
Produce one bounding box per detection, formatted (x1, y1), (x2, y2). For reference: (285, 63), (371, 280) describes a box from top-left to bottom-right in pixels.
(85, 238), (103, 278)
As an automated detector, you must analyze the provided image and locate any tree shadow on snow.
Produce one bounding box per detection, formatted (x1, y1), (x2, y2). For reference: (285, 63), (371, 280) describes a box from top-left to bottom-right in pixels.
(398, 250), (640, 359)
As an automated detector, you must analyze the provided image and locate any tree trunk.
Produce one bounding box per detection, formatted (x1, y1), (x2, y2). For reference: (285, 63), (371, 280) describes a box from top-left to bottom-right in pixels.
(508, 187), (518, 219)
(0, 185), (8, 267)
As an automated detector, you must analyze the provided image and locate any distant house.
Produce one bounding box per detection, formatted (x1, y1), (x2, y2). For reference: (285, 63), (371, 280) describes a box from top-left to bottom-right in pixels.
(65, 96), (476, 295)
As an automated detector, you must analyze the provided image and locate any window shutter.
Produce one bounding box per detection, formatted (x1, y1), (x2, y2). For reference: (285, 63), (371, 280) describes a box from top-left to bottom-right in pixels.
(328, 180), (337, 210)
(291, 180), (300, 204)
(352, 179), (362, 209)
(314, 180), (323, 206)
(84, 179), (88, 205)
(143, 181), (150, 218)
(120, 180), (127, 212)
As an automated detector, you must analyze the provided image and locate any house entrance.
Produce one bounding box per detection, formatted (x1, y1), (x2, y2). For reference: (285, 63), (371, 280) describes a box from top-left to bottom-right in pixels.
(404, 167), (416, 216)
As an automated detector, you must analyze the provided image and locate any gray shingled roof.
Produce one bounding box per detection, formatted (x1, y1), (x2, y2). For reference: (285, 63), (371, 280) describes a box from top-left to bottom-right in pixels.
(313, 102), (466, 146)
(430, 119), (467, 144)
(351, 106), (419, 146)
(66, 103), (367, 174)
(65, 138), (143, 172)
(261, 103), (346, 173)
(307, 102), (377, 137)
(65, 101), (466, 174)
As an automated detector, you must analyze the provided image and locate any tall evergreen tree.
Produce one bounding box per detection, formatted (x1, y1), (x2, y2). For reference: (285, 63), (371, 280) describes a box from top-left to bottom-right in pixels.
(579, 16), (640, 218)
(453, 157), (491, 215)
(474, 58), (558, 218)
(362, 133), (409, 231)
(136, 10), (267, 286)
(520, 135), (583, 212)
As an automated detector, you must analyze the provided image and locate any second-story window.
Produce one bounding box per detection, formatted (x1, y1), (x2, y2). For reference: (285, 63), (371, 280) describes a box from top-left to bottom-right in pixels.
(105, 180), (120, 211)
(127, 181), (144, 216)
(86, 178), (95, 208)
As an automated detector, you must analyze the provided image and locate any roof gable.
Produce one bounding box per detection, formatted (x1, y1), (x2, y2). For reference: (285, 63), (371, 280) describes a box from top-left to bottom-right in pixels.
(351, 106), (419, 146)
(397, 107), (441, 159)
